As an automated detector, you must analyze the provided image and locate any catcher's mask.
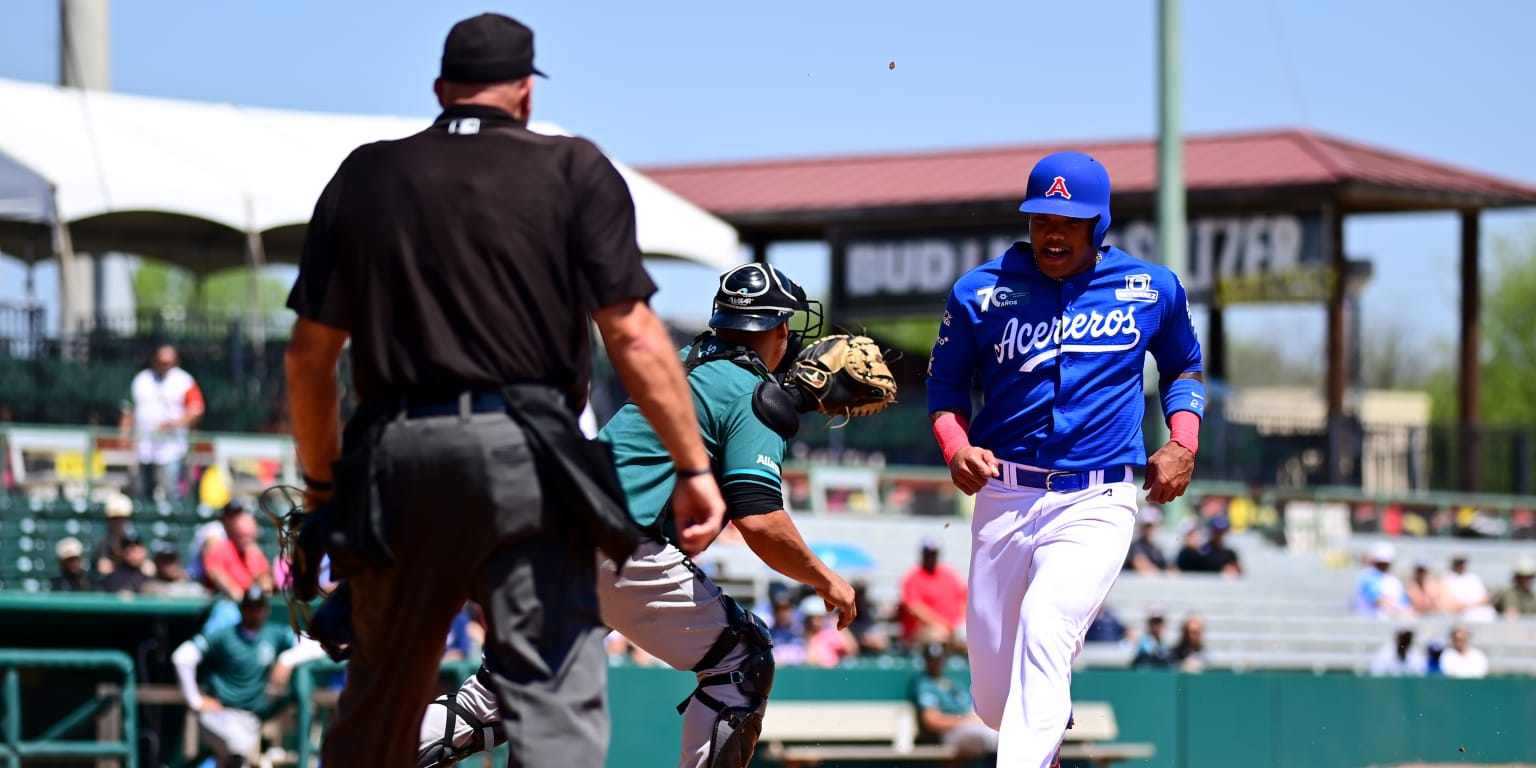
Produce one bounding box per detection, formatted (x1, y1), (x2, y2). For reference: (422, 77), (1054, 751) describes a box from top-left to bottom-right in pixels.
(1018, 150), (1113, 247)
(709, 263), (822, 371)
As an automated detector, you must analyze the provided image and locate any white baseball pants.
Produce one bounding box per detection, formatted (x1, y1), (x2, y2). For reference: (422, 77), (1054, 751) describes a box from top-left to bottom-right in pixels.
(966, 469), (1136, 768)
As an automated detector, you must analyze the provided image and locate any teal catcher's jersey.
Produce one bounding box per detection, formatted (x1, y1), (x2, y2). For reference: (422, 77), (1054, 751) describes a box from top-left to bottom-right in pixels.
(599, 337), (786, 537)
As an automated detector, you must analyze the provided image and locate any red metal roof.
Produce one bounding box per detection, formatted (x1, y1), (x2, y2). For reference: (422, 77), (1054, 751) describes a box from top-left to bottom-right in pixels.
(640, 129), (1536, 217)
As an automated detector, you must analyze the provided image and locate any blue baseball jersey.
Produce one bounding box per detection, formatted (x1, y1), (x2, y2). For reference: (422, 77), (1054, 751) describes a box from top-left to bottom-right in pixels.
(926, 244), (1202, 469)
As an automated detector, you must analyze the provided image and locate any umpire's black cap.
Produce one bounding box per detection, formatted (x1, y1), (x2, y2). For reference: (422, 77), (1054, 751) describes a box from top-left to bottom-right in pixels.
(709, 263), (808, 332)
(440, 13), (547, 83)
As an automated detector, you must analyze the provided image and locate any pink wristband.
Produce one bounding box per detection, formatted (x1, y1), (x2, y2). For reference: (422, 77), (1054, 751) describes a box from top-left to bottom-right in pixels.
(932, 411), (971, 465)
(1169, 410), (1200, 455)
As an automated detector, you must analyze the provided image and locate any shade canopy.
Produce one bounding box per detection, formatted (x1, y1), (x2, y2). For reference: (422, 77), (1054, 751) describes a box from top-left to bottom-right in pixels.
(0, 77), (739, 274)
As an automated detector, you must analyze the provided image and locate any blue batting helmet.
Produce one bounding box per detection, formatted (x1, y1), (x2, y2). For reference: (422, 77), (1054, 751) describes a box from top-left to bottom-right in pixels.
(1018, 151), (1113, 246)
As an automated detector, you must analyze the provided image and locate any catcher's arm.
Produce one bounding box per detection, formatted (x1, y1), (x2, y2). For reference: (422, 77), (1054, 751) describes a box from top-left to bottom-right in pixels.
(734, 509), (857, 630)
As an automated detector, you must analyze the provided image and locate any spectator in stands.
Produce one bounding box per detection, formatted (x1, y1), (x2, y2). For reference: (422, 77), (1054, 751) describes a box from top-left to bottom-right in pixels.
(1441, 554), (1497, 622)
(1175, 515), (1242, 578)
(1368, 626), (1427, 677)
(1124, 505), (1170, 575)
(187, 501), (245, 586)
(1437, 626), (1489, 678)
(1084, 605), (1128, 645)
(442, 603), (484, 663)
(272, 551), (337, 597)
(801, 596), (858, 668)
(1130, 609), (1175, 669)
(847, 577), (890, 655)
(1353, 542), (1413, 619)
(769, 598), (808, 666)
(172, 586), (326, 768)
(1492, 558), (1536, 619)
(203, 512), (273, 602)
(1424, 641), (1446, 676)
(603, 630), (663, 667)
(1173, 614), (1208, 673)
(144, 546), (207, 598)
(911, 643), (997, 766)
(94, 493), (139, 577)
(50, 537), (95, 592)
(898, 537), (968, 649)
(1405, 557), (1444, 615)
(98, 532), (150, 594)
(120, 344), (205, 503)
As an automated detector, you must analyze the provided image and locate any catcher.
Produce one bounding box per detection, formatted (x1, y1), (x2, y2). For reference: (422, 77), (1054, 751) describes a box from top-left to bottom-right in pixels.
(417, 263), (897, 768)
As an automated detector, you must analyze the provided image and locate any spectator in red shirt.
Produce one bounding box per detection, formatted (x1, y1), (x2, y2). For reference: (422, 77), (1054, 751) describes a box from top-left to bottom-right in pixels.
(202, 511), (273, 601)
(899, 537), (968, 649)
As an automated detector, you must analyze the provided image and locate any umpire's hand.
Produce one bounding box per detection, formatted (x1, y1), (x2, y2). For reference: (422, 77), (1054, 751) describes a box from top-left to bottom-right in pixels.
(948, 446), (1001, 496)
(671, 473), (726, 557)
(1143, 441), (1194, 504)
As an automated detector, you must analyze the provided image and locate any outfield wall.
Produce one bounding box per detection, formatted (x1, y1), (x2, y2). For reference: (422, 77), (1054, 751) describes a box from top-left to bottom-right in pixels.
(608, 665), (1536, 768)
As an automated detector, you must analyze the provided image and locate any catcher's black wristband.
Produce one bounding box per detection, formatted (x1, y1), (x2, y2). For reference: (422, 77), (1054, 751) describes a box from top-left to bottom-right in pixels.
(675, 467), (712, 478)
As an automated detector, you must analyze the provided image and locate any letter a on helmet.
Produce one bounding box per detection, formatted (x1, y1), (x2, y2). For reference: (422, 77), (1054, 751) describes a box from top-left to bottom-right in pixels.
(1019, 151), (1113, 246)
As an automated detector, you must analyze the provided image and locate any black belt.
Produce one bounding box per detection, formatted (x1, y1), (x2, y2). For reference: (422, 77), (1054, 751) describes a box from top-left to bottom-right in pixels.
(398, 391), (509, 420)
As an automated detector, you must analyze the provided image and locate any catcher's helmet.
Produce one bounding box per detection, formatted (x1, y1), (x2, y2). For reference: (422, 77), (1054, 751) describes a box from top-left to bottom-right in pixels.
(1018, 151), (1113, 246)
(709, 263), (821, 336)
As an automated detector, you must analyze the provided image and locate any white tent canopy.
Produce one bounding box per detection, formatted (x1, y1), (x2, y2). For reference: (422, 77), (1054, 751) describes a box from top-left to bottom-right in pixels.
(0, 77), (739, 274)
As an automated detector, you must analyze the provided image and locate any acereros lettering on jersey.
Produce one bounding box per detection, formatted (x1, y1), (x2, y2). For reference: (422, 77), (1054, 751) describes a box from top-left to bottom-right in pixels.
(993, 305), (1142, 372)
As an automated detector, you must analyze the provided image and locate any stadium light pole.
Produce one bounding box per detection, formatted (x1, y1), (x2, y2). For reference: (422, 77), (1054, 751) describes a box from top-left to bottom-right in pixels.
(1155, 0), (1192, 524)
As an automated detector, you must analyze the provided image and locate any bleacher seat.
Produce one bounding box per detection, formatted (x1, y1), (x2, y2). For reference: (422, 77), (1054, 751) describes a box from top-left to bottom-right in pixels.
(1088, 531), (1536, 676)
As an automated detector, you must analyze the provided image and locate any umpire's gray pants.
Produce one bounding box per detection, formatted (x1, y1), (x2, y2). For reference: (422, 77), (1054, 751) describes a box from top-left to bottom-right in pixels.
(322, 410), (608, 768)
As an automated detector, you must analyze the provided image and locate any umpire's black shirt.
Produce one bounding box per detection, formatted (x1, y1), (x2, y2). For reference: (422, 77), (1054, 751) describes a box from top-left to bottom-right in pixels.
(287, 104), (656, 405)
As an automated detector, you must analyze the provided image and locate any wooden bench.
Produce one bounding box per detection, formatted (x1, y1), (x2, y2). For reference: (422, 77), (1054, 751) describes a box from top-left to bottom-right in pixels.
(758, 700), (1154, 767)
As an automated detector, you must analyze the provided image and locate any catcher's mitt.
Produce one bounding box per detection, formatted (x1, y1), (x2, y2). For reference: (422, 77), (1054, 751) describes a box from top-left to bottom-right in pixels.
(783, 334), (897, 418)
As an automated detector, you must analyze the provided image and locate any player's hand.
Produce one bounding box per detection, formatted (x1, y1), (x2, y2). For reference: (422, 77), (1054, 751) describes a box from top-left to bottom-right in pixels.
(948, 446), (1000, 495)
(671, 473), (726, 557)
(267, 663), (293, 693)
(1143, 441), (1194, 504)
(818, 575), (858, 631)
(199, 697), (224, 713)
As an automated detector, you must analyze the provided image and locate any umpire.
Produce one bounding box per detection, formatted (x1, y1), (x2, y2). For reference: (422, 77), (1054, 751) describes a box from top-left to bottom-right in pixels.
(284, 12), (726, 768)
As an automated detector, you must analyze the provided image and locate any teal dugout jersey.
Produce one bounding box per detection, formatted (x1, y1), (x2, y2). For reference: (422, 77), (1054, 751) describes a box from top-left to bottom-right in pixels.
(192, 623), (295, 713)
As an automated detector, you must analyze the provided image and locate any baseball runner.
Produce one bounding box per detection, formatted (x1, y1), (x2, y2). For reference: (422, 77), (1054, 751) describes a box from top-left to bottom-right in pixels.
(417, 263), (898, 768)
(926, 151), (1204, 767)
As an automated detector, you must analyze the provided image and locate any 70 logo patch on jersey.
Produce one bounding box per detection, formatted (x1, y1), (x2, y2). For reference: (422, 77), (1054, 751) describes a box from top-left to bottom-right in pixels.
(975, 285), (1027, 312)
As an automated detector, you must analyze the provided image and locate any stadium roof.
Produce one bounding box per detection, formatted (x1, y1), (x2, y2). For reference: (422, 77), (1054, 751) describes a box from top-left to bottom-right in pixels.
(0, 77), (740, 273)
(641, 129), (1536, 236)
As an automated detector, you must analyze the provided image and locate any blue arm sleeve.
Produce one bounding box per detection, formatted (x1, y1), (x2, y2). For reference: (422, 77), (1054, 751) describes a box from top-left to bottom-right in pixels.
(926, 288), (980, 415)
(1149, 276), (1205, 419)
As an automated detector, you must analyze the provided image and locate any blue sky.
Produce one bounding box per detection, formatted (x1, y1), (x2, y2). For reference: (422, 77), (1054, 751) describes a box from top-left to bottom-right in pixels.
(2, 0), (1534, 363)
